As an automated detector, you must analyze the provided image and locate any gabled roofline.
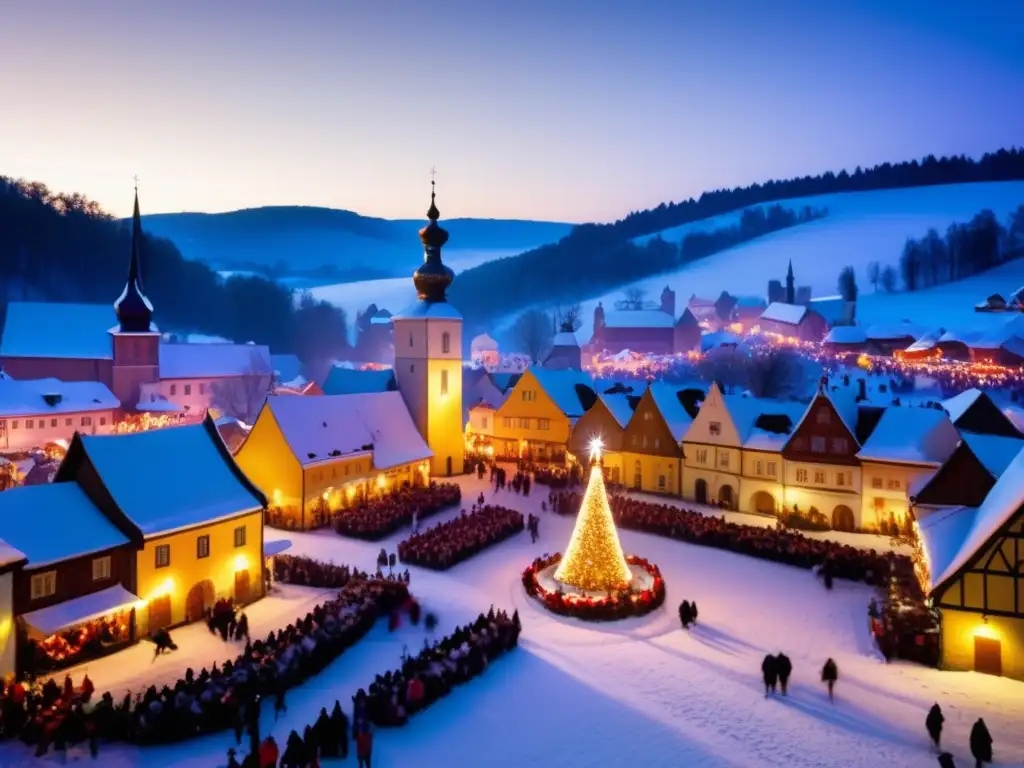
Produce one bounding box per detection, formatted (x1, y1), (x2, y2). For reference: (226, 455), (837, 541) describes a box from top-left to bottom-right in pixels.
(932, 503), (1022, 600)
(203, 413), (268, 508)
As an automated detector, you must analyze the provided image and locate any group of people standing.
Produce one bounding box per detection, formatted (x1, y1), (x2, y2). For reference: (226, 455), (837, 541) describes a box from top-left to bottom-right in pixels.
(761, 653), (838, 701)
(926, 702), (994, 767)
(677, 600), (699, 629)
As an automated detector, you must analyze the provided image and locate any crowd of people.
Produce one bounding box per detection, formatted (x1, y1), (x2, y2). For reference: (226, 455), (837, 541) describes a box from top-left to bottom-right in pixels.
(531, 464), (582, 489)
(522, 553), (666, 621)
(397, 506), (524, 571)
(489, 464), (531, 495)
(0, 575), (410, 757)
(549, 491), (912, 587)
(273, 555), (376, 590)
(333, 483), (462, 540)
(354, 607), (521, 728)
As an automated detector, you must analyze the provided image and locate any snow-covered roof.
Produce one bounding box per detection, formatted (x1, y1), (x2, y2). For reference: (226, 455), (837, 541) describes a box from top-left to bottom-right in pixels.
(905, 331), (942, 352)
(392, 301), (462, 321)
(0, 302), (114, 360)
(823, 326), (866, 345)
(271, 354), (302, 383)
(808, 296), (847, 325)
(648, 383), (693, 441)
(942, 389), (983, 423)
(600, 393), (636, 428)
(264, 539), (292, 559)
(701, 330), (741, 350)
(470, 333), (498, 352)
(603, 310), (675, 329)
(0, 378), (119, 417)
(856, 407), (955, 465)
(21, 584), (140, 637)
(552, 332), (579, 347)
(322, 366), (395, 396)
(159, 342), (272, 379)
(727, 397), (806, 450)
(924, 446), (1024, 592)
(266, 391), (432, 470)
(917, 504), (979, 593)
(865, 321), (923, 341)
(77, 423), (265, 537)
(529, 368), (595, 418)
(760, 302), (807, 325)
(0, 483), (129, 566)
(960, 432), (1024, 479)
(0, 538), (26, 569)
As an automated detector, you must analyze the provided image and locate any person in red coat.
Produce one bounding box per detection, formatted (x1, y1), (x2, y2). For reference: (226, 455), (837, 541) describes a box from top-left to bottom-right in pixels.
(258, 735), (279, 768)
(356, 726), (373, 768)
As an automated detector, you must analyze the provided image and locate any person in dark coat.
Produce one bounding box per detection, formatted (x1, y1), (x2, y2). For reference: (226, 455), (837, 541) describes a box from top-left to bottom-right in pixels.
(937, 754), (956, 768)
(226, 748), (242, 768)
(776, 653), (793, 696)
(926, 703), (944, 749)
(332, 700), (349, 758)
(678, 600), (693, 629)
(691, 601), (699, 624)
(761, 654), (778, 697)
(356, 725), (373, 768)
(969, 718), (992, 766)
(281, 730), (305, 768)
(821, 658), (838, 702)
(315, 706), (335, 757)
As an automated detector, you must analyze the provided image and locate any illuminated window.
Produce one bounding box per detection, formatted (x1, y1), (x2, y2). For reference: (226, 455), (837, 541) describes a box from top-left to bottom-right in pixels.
(155, 545), (170, 568)
(538, 418), (550, 430)
(519, 418), (530, 429)
(92, 556), (111, 581)
(441, 370), (449, 395)
(197, 535), (210, 559)
(234, 526), (247, 548)
(442, 332), (451, 354)
(813, 471), (825, 484)
(796, 469), (808, 483)
(30, 571), (56, 600)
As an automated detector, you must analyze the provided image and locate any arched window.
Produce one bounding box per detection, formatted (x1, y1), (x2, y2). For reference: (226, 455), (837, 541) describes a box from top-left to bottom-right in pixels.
(442, 332), (451, 354)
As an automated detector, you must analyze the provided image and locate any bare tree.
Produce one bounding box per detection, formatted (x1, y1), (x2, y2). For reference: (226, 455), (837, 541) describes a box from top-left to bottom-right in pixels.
(513, 308), (554, 364)
(880, 265), (898, 293)
(697, 346), (749, 394)
(623, 287), (646, 310)
(867, 261), (880, 292)
(747, 349), (807, 399)
(557, 303), (582, 333)
(212, 350), (273, 424)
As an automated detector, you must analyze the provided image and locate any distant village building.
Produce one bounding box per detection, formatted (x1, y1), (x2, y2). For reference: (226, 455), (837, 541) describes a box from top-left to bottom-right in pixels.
(353, 305), (395, 364)
(543, 330), (582, 371)
(822, 326), (868, 354)
(0, 379), (119, 451)
(470, 333), (500, 369)
(587, 287), (702, 356)
(0, 189), (273, 443)
(757, 302), (828, 342)
(767, 261), (812, 307)
(864, 322), (923, 357)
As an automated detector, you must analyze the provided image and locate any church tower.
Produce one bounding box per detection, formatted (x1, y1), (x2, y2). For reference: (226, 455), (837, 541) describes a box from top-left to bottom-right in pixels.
(109, 186), (161, 411)
(392, 181), (465, 476)
(785, 259), (795, 304)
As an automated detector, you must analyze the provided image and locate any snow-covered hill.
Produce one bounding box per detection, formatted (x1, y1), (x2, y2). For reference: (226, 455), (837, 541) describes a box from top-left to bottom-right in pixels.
(567, 181), (1024, 342)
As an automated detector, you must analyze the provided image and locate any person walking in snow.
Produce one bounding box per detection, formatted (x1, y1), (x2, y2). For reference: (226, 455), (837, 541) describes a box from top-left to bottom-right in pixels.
(678, 600), (693, 629)
(969, 718), (992, 767)
(926, 703), (944, 749)
(821, 658), (838, 702)
(776, 653), (793, 696)
(355, 724), (373, 768)
(937, 753), (956, 768)
(690, 601), (698, 625)
(761, 654), (778, 697)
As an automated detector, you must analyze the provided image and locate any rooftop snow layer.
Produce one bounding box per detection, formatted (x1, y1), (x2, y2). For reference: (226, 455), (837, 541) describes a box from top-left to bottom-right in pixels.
(603, 310), (675, 329)
(267, 391), (432, 470)
(648, 383), (693, 441)
(552, 332), (579, 347)
(159, 342), (272, 379)
(865, 321), (923, 341)
(724, 395), (806, 446)
(824, 326), (866, 344)
(942, 389), (983, 423)
(471, 333), (499, 351)
(78, 423), (265, 537)
(961, 432), (1024, 478)
(530, 368), (595, 418)
(0, 302), (115, 360)
(917, 504), (980, 593)
(0, 538), (26, 568)
(392, 301), (462, 321)
(0, 483), (129, 566)
(600, 392), (636, 428)
(760, 302), (807, 325)
(856, 407), (956, 465)
(321, 367), (396, 396)
(0, 378), (119, 416)
(928, 446), (1024, 590)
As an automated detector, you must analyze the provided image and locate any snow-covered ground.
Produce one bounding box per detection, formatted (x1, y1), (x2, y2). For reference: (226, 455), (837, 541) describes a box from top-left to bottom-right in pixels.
(17, 473), (1024, 768)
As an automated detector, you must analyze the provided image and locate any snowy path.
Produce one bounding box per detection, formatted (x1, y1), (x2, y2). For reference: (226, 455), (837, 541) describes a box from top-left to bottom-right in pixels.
(6, 474), (1023, 767)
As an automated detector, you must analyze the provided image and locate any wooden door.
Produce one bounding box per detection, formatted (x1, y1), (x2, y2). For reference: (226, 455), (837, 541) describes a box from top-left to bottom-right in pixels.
(695, 479), (708, 505)
(185, 580), (215, 622)
(148, 595), (172, 633)
(235, 569), (252, 604)
(974, 636), (1002, 676)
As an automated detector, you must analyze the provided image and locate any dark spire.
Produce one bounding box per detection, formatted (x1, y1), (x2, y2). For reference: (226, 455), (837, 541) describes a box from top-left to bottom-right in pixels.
(413, 178), (454, 302)
(114, 185), (154, 332)
(785, 259), (795, 304)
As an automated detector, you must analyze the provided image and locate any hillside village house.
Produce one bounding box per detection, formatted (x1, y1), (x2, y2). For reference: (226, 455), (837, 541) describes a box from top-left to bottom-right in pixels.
(734, 397), (807, 516)
(55, 418), (268, 636)
(492, 368), (596, 463)
(681, 383), (744, 509)
(780, 389), (862, 530)
(568, 391), (637, 484)
(234, 392), (432, 530)
(917, 449), (1024, 680)
(855, 407), (960, 531)
(756, 302), (828, 343)
(619, 383), (692, 495)
(0, 483), (135, 675)
(0, 190), (273, 433)
(0, 378), (119, 452)
(470, 333), (500, 369)
(910, 440), (998, 518)
(586, 288), (703, 357)
(942, 388), (1022, 438)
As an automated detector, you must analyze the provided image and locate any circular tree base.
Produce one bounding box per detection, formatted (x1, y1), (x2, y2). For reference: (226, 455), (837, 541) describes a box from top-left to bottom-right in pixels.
(522, 553), (666, 621)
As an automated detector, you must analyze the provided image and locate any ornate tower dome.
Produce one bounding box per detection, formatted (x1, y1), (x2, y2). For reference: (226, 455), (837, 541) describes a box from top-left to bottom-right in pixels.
(413, 180), (455, 303)
(114, 187), (154, 332)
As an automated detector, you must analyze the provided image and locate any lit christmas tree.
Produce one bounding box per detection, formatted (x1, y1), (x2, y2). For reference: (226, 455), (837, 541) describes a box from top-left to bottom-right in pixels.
(554, 439), (633, 592)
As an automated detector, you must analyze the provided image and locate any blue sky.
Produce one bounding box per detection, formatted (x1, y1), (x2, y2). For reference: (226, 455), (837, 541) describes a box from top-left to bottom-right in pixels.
(0, 1), (1021, 221)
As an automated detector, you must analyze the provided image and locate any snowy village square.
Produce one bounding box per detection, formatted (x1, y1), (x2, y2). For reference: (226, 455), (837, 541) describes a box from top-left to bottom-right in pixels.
(2, 4), (1024, 768)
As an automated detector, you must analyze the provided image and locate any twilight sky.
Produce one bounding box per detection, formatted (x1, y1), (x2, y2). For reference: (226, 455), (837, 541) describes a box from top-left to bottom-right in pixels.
(1, 1), (1021, 222)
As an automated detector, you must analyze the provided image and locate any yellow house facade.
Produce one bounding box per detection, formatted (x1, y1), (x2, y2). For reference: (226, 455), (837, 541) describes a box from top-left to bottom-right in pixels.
(681, 383), (743, 509)
(568, 392), (636, 485)
(918, 451), (1024, 681)
(619, 384), (691, 496)
(493, 368), (596, 464)
(235, 393), (432, 530)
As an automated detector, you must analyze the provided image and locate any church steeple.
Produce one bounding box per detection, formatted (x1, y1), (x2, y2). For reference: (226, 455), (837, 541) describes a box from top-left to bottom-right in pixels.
(785, 259), (795, 304)
(413, 178), (455, 303)
(114, 185), (155, 332)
